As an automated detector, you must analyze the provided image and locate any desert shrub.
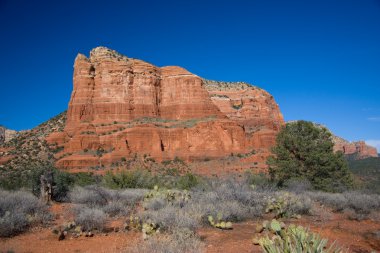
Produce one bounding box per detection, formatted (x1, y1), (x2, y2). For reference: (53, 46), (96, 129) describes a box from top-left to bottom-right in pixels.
(140, 180), (263, 230)
(69, 186), (111, 207)
(265, 192), (312, 218)
(29, 166), (73, 201)
(0, 169), (30, 190)
(206, 200), (250, 222)
(285, 194), (312, 216)
(102, 201), (127, 217)
(184, 180), (270, 225)
(103, 188), (147, 217)
(175, 173), (200, 190)
(268, 121), (353, 192)
(0, 165), (59, 195)
(70, 186), (146, 207)
(0, 190), (51, 237)
(27, 166), (97, 201)
(0, 212), (29, 237)
(70, 186), (146, 217)
(52, 170), (75, 201)
(195, 179), (312, 221)
(143, 197), (167, 211)
(141, 205), (199, 232)
(283, 178), (312, 193)
(306, 191), (380, 219)
(129, 228), (204, 253)
(112, 188), (147, 207)
(309, 191), (349, 211)
(73, 207), (106, 231)
(306, 191), (348, 212)
(244, 172), (273, 190)
(72, 172), (99, 186)
(342, 192), (380, 219)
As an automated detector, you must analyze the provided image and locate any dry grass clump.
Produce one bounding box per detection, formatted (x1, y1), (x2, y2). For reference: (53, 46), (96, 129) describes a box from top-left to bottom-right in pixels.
(73, 207), (107, 231)
(0, 190), (51, 237)
(69, 186), (147, 217)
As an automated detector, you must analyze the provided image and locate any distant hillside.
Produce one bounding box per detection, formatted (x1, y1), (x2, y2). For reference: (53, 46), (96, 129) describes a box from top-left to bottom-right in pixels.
(348, 157), (380, 193)
(0, 111), (66, 189)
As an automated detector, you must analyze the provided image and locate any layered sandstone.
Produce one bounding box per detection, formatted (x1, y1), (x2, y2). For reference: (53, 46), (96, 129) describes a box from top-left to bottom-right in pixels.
(47, 47), (284, 170)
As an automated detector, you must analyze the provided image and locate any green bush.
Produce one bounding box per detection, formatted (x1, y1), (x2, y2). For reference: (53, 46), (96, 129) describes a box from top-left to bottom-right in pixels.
(28, 166), (97, 201)
(268, 121), (353, 192)
(103, 170), (157, 189)
(72, 172), (99, 186)
(175, 173), (200, 190)
(265, 192), (311, 218)
(28, 165), (70, 200)
(244, 171), (272, 189)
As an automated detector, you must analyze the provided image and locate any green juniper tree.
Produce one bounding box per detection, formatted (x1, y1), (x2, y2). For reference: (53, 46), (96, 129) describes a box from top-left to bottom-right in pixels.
(268, 121), (353, 192)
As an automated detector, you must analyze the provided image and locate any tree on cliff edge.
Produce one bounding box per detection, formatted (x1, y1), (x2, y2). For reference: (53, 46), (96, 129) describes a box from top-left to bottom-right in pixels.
(267, 120), (353, 192)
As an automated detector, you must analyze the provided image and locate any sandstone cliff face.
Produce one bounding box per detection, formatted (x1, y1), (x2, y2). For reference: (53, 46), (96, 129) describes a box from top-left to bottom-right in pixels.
(47, 47), (284, 170)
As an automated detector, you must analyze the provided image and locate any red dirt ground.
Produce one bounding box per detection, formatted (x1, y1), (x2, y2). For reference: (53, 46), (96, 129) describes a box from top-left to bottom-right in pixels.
(0, 204), (379, 253)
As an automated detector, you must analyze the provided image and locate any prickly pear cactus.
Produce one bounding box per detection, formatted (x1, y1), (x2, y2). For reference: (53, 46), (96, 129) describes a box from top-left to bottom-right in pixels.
(270, 219), (281, 232)
(208, 214), (233, 230)
(142, 221), (159, 240)
(265, 192), (303, 218)
(256, 219), (283, 236)
(144, 186), (191, 206)
(125, 215), (142, 231)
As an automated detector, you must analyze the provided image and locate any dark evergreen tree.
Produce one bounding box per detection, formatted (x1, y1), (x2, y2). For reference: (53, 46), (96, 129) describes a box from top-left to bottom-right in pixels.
(268, 121), (353, 192)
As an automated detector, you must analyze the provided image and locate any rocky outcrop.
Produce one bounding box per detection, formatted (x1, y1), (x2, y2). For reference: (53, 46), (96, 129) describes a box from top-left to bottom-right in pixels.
(333, 137), (378, 159)
(47, 47), (284, 171)
(0, 127), (5, 144)
(0, 126), (17, 144)
(303, 122), (378, 160)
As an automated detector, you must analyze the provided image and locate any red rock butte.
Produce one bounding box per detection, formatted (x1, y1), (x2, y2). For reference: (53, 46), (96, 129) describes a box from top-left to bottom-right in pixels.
(333, 138), (378, 159)
(46, 47), (285, 171)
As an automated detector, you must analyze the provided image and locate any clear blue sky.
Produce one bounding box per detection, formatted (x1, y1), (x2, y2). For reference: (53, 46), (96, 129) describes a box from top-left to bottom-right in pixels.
(0, 0), (379, 149)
